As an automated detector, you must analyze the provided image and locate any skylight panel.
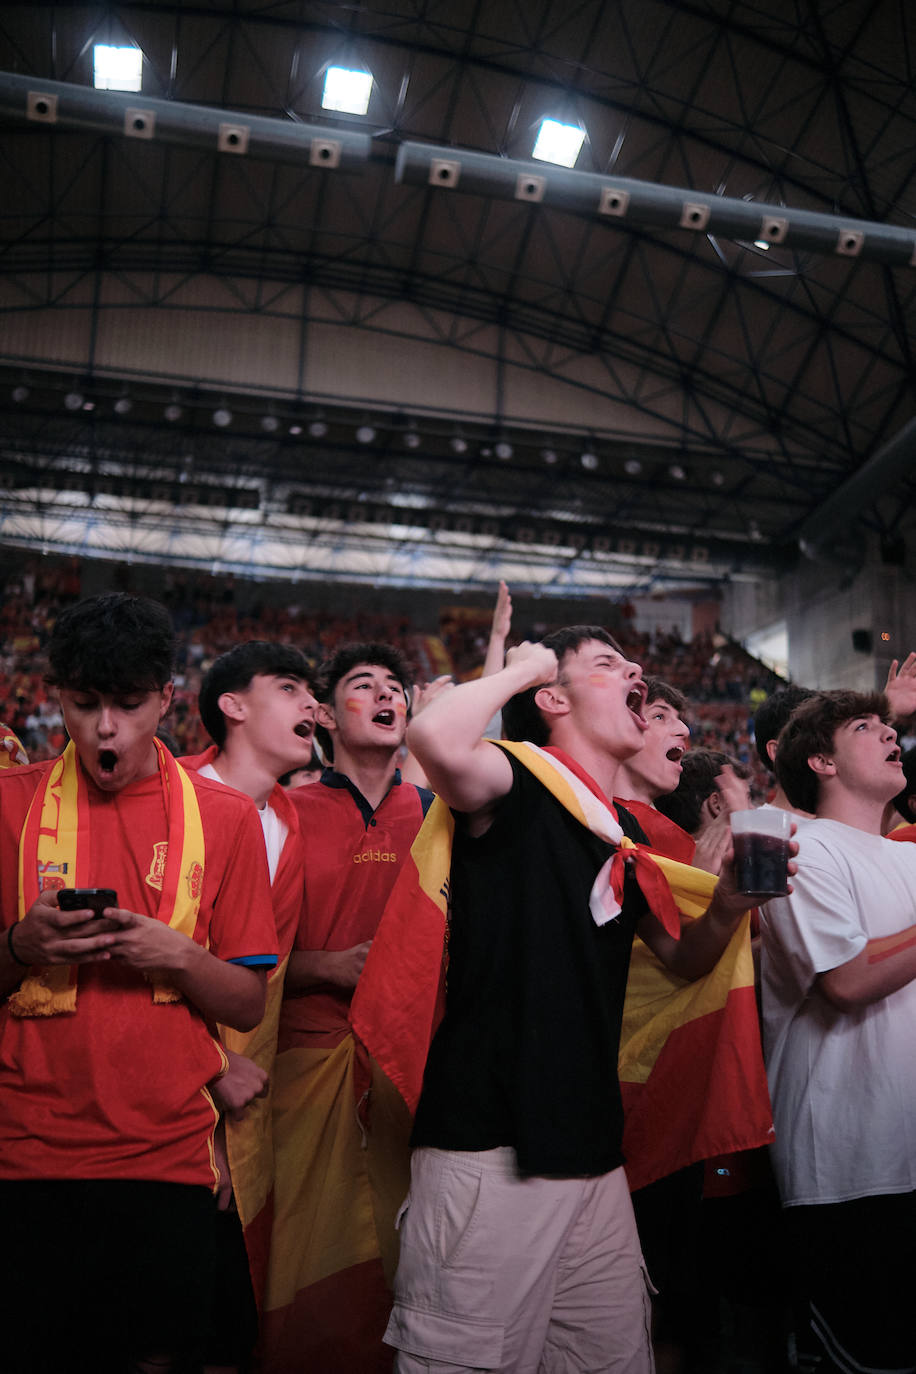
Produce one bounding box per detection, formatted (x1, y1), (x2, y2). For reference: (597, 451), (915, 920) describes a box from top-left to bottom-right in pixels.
(93, 44), (143, 92)
(532, 119), (585, 168)
(322, 67), (373, 116)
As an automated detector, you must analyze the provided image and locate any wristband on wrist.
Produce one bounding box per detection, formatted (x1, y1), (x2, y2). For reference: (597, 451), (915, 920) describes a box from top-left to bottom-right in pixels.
(7, 922), (29, 967)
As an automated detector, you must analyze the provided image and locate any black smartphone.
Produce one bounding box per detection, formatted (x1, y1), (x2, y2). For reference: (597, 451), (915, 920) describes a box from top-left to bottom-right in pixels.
(57, 888), (118, 917)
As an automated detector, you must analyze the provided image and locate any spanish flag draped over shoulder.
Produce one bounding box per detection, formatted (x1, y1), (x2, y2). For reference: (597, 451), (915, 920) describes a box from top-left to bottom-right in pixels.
(350, 740), (772, 1191)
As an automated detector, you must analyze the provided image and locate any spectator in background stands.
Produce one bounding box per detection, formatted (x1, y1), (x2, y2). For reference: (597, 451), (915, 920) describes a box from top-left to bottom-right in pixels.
(0, 554), (788, 772)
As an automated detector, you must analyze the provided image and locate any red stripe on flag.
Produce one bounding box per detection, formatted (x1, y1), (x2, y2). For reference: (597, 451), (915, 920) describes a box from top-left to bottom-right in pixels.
(620, 984), (772, 1192)
(350, 853), (447, 1113)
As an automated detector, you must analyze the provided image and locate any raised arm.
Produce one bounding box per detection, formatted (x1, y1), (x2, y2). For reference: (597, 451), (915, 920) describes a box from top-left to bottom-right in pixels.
(481, 580), (512, 678)
(884, 652), (916, 724)
(407, 641), (558, 815)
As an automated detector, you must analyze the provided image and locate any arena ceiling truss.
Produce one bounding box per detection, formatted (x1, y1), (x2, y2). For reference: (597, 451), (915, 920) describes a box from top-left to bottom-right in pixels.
(0, 0), (914, 596)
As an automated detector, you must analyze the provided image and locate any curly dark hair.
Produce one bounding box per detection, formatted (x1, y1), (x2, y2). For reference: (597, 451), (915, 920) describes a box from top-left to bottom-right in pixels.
(198, 641), (313, 746)
(502, 626), (625, 746)
(45, 593), (175, 694)
(314, 642), (414, 760)
(775, 690), (889, 814)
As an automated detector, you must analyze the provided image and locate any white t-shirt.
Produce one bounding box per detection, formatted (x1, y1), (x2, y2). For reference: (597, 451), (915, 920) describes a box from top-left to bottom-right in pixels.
(759, 818), (916, 1207)
(198, 762), (288, 883)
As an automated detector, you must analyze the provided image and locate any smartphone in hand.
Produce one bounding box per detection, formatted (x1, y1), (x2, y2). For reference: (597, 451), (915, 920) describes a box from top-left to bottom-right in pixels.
(57, 888), (118, 917)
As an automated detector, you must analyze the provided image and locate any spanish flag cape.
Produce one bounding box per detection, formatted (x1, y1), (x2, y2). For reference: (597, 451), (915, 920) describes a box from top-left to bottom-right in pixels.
(9, 739), (205, 1018)
(182, 745), (303, 1312)
(350, 740), (772, 1191)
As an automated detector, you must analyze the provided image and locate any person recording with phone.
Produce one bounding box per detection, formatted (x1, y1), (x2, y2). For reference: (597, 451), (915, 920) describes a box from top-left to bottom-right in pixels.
(0, 593), (278, 1374)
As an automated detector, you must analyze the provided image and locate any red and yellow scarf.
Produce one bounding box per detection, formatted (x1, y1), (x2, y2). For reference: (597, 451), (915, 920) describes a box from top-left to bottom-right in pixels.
(9, 739), (205, 1017)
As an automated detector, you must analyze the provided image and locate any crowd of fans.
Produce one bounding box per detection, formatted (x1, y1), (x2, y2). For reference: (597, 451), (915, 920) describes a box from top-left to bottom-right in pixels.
(5, 556), (913, 1374)
(0, 555), (783, 790)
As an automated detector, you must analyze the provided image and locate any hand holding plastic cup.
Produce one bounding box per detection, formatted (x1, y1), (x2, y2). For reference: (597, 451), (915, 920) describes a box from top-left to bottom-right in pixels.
(730, 808), (791, 899)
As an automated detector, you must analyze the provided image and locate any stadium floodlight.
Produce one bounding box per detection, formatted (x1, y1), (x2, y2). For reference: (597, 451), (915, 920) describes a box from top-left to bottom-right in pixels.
(322, 67), (373, 115)
(93, 45), (143, 92)
(532, 119), (585, 168)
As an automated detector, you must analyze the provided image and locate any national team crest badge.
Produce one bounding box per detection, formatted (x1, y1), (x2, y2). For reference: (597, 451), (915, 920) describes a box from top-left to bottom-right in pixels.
(186, 862), (204, 901)
(37, 861), (68, 892)
(146, 841), (169, 891)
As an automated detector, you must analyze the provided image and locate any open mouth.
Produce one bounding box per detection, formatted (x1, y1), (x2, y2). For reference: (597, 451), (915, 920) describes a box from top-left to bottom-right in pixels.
(887, 747), (902, 764)
(626, 683), (648, 727)
(98, 749), (118, 774)
(666, 746), (685, 763)
(373, 709), (396, 727)
(293, 721), (313, 740)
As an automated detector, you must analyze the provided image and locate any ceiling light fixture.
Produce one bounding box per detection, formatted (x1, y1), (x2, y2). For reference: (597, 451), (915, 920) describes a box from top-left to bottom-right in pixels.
(322, 66), (373, 116)
(580, 450), (599, 471)
(356, 425), (377, 444)
(261, 415), (280, 433)
(212, 407), (232, 427)
(11, 386), (29, 402)
(532, 118), (585, 168)
(113, 397), (132, 415)
(308, 420), (328, 438)
(164, 403), (183, 422)
(64, 391), (84, 411)
(450, 436), (468, 454)
(494, 441), (513, 460)
(541, 448), (558, 465)
(93, 44), (143, 92)
(624, 458), (642, 475)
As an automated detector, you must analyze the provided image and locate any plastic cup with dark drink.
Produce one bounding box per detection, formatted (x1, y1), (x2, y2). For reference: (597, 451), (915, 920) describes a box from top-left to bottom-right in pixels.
(730, 808), (791, 900)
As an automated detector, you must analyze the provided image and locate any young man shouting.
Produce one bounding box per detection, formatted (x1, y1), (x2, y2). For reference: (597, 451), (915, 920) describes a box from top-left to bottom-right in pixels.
(384, 627), (769, 1374)
(762, 690), (916, 1374)
(0, 594), (276, 1373)
(185, 640), (318, 1370)
(263, 644), (433, 1373)
(614, 678), (694, 861)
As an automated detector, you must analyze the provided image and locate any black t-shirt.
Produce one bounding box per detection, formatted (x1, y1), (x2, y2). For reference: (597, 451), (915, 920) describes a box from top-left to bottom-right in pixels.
(411, 754), (649, 1176)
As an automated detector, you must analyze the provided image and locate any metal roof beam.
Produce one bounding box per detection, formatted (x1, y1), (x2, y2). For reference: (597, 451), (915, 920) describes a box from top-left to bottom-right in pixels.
(0, 70), (370, 171)
(396, 141), (916, 268)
